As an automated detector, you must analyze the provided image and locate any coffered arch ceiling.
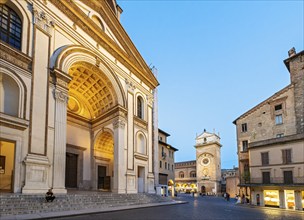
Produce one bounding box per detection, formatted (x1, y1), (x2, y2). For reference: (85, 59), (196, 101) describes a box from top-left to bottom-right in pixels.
(67, 61), (118, 120)
(94, 131), (114, 155)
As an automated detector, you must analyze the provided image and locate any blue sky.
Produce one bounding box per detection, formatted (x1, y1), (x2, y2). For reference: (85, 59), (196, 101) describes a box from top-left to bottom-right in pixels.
(117, 0), (304, 168)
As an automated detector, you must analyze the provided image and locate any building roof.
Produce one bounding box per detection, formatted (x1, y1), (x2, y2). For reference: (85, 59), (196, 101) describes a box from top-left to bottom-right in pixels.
(158, 140), (178, 151)
(232, 84), (293, 124)
(158, 128), (170, 137)
(284, 50), (304, 71)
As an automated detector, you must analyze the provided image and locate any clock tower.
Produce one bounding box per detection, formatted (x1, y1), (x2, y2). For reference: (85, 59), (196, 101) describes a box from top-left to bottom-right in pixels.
(195, 130), (222, 195)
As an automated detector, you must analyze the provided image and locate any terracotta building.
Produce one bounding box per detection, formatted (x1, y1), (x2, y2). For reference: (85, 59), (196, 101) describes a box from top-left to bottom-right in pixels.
(233, 48), (304, 210)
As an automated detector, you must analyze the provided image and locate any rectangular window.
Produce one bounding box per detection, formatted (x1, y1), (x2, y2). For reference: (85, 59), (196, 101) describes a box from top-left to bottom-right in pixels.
(262, 172), (270, 184)
(172, 165), (174, 171)
(242, 140), (248, 152)
(165, 162), (167, 169)
(282, 149), (292, 164)
(168, 163), (170, 170)
(159, 161), (162, 168)
(283, 171), (293, 184)
(275, 114), (283, 125)
(275, 104), (282, 111)
(241, 123), (247, 132)
(261, 152), (269, 165)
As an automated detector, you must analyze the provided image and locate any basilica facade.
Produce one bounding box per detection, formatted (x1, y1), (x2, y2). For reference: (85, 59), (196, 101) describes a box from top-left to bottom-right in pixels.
(0, 0), (159, 194)
(175, 130), (222, 195)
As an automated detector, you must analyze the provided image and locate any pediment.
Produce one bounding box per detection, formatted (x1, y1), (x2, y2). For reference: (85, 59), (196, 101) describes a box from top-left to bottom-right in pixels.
(51, 0), (158, 89)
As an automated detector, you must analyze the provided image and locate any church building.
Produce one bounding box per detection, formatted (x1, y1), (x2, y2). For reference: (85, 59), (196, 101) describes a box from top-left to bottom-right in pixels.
(175, 130), (222, 195)
(0, 0), (159, 194)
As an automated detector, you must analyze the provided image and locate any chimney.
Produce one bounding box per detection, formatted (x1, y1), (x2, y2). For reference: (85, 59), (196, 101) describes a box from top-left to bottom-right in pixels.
(284, 48), (304, 134)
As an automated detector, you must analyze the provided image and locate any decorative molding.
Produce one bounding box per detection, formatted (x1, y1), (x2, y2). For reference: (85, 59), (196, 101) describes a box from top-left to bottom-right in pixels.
(125, 78), (136, 91)
(134, 153), (148, 161)
(113, 118), (126, 129)
(0, 42), (32, 72)
(134, 116), (148, 130)
(146, 95), (154, 106)
(53, 90), (69, 103)
(94, 155), (111, 162)
(32, 5), (55, 35)
(0, 113), (29, 131)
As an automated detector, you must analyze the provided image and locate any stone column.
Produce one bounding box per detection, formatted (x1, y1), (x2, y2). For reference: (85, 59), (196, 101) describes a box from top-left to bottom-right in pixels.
(279, 190), (285, 209)
(51, 69), (71, 194)
(113, 118), (126, 194)
(294, 190), (302, 210)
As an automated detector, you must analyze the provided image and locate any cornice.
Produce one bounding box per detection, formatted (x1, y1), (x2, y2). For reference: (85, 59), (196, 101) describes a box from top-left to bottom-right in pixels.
(48, 0), (158, 89)
(0, 113), (29, 131)
(0, 42), (32, 72)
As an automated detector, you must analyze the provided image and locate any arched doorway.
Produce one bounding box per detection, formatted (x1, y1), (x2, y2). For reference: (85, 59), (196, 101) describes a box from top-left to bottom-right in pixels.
(201, 186), (206, 194)
(0, 140), (15, 192)
(94, 131), (114, 191)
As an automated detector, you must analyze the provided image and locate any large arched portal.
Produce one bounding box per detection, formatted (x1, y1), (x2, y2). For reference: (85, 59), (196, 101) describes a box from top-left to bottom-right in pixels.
(64, 60), (124, 191)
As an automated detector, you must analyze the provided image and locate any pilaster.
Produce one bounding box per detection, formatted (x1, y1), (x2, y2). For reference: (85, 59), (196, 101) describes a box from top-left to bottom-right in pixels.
(112, 118), (126, 194)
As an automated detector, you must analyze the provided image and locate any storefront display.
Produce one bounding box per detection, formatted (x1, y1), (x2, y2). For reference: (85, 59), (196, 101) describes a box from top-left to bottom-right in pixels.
(264, 190), (279, 207)
(302, 191), (304, 210)
(285, 190), (295, 210)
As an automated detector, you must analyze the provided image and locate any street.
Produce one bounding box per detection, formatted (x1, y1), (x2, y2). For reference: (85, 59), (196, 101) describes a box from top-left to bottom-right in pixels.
(53, 194), (304, 220)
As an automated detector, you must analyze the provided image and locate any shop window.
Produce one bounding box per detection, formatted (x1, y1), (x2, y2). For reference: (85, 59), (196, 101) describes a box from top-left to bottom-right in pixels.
(264, 190), (279, 207)
(0, 5), (22, 50)
(302, 191), (304, 210)
(285, 190), (295, 210)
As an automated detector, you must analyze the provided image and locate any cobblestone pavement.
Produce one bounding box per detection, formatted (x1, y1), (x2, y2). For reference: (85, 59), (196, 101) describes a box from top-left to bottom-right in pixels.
(53, 194), (304, 220)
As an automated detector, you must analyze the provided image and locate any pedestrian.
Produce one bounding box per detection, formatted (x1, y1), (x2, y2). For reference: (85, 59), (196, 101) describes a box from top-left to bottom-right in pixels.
(224, 192), (227, 200)
(227, 193), (230, 201)
(242, 194), (245, 204)
(45, 188), (55, 202)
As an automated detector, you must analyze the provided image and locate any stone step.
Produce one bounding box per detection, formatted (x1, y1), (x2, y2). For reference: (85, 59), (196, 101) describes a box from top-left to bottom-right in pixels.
(0, 192), (172, 217)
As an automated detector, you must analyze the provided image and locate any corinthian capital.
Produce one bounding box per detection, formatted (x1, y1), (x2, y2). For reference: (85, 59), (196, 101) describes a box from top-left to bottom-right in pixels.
(54, 90), (69, 103)
(113, 118), (126, 129)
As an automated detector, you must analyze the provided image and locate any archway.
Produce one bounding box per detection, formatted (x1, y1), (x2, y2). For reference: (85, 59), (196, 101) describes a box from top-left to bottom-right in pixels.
(94, 131), (114, 191)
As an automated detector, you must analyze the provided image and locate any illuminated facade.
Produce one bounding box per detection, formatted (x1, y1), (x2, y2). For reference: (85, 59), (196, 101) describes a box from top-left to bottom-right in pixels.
(175, 130), (222, 195)
(0, 0), (159, 194)
(233, 48), (304, 210)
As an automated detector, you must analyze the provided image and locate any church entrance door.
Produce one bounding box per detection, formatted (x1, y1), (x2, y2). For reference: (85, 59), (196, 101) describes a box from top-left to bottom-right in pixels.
(65, 153), (78, 188)
(201, 186), (206, 194)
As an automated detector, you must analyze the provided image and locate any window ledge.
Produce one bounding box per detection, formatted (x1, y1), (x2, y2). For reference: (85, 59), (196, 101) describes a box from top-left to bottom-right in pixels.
(0, 113), (29, 131)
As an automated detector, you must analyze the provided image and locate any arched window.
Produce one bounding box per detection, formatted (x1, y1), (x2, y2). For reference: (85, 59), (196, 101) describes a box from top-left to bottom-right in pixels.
(179, 171), (184, 178)
(137, 133), (146, 155)
(0, 4), (22, 50)
(190, 171), (196, 178)
(0, 73), (19, 117)
(137, 96), (144, 119)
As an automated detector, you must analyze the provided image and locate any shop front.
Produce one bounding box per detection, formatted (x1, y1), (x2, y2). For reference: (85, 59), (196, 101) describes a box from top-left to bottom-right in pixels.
(264, 190), (280, 207)
(285, 190), (295, 210)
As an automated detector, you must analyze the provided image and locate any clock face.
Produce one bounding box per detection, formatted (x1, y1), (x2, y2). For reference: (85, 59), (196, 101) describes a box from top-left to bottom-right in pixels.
(201, 157), (210, 166)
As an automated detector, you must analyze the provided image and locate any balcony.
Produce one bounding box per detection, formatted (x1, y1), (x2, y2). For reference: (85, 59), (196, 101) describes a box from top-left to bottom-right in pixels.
(240, 177), (304, 186)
